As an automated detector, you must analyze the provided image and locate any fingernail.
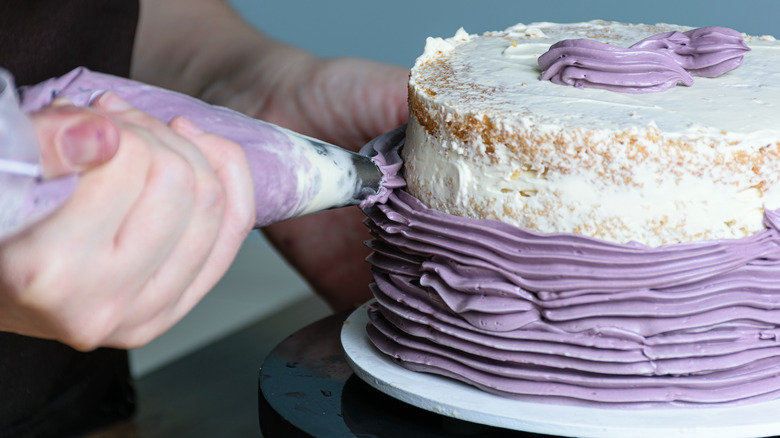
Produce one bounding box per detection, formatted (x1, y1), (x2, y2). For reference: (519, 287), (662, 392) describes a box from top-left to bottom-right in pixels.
(173, 116), (204, 135)
(95, 92), (132, 111)
(50, 97), (75, 107)
(60, 118), (114, 167)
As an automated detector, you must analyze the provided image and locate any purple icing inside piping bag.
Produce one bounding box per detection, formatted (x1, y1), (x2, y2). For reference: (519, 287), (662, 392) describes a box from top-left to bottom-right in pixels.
(20, 68), (313, 227)
(538, 26), (750, 93)
(17, 67), (384, 229)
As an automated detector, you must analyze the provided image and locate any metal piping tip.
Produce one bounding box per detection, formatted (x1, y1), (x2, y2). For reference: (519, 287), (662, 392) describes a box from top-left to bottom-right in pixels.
(282, 131), (384, 218)
(304, 136), (383, 205)
(351, 151), (383, 202)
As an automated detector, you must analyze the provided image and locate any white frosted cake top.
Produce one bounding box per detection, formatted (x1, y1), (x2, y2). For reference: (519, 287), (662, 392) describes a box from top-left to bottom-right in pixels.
(415, 21), (780, 143)
(405, 21), (780, 246)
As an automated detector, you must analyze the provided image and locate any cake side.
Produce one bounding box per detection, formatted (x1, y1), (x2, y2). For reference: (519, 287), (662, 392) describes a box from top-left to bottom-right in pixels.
(404, 20), (780, 246)
(361, 20), (780, 409)
(363, 187), (780, 407)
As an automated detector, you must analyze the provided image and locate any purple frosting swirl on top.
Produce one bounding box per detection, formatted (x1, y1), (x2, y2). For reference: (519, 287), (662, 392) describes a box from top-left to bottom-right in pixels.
(538, 26), (750, 93)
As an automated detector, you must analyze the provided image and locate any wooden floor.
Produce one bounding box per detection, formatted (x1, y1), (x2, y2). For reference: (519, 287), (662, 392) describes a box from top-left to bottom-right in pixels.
(85, 296), (332, 438)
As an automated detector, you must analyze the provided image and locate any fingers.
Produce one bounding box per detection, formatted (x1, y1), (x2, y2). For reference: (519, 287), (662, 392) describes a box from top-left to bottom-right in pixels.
(86, 96), (250, 348)
(100, 117), (255, 349)
(1, 91), (255, 351)
(92, 94), (226, 287)
(29, 101), (120, 178)
(166, 116), (255, 311)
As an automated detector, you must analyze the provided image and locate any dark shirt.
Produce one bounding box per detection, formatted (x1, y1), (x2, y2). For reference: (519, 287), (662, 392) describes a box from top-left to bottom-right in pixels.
(0, 0), (139, 86)
(0, 1), (140, 436)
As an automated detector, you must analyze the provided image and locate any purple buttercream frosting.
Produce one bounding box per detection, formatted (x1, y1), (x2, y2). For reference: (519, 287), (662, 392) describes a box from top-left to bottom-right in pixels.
(362, 129), (780, 408)
(19, 68), (325, 228)
(538, 26), (750, 93)
(359, 124), (406, 208)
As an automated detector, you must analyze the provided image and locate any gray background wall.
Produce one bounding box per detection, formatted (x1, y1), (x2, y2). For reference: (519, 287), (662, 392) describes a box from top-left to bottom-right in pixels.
(230, 0), (780, 67)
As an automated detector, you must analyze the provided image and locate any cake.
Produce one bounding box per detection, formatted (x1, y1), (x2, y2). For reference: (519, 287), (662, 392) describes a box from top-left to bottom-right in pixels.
(362, 21), (780, 407)
(404, 21), (775, 247)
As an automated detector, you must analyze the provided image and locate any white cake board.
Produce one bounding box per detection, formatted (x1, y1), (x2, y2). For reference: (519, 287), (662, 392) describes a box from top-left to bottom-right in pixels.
(341, 301), (780, 438)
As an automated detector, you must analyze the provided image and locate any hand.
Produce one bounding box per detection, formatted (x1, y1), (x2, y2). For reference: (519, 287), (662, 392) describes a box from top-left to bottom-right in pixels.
(0, 94), (254, 350)
(251, 56), (409, 311)
(249, 56), (409, 151)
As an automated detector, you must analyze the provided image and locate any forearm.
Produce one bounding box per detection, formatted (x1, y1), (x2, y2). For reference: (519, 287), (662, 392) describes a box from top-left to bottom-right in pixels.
(131, 0), (312, 117)
(131, 0), (409, 313)
(132, 0), (408, 150)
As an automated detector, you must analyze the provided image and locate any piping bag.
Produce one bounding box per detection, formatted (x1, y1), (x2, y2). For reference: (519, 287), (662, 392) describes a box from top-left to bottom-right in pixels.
(0, 67), (403, 242)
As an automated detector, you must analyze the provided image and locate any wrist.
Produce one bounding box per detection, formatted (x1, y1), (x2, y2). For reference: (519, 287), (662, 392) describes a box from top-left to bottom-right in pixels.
(199, 41), (317, 124)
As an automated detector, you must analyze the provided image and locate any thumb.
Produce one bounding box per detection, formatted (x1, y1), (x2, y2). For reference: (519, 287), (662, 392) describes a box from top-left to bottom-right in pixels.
(29, 103), (120, 178)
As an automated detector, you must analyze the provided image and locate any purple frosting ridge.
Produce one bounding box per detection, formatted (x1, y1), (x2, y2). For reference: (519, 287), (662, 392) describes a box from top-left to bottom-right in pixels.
(538, 26), (750, 93)
(359, 124), (406, 208)
(362, 129), (780, 408)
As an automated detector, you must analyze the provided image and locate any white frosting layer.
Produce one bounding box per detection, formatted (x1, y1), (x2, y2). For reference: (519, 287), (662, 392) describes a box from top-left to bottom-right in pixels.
(405, 116), (768, 246)
(405, 21), (780, 246)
